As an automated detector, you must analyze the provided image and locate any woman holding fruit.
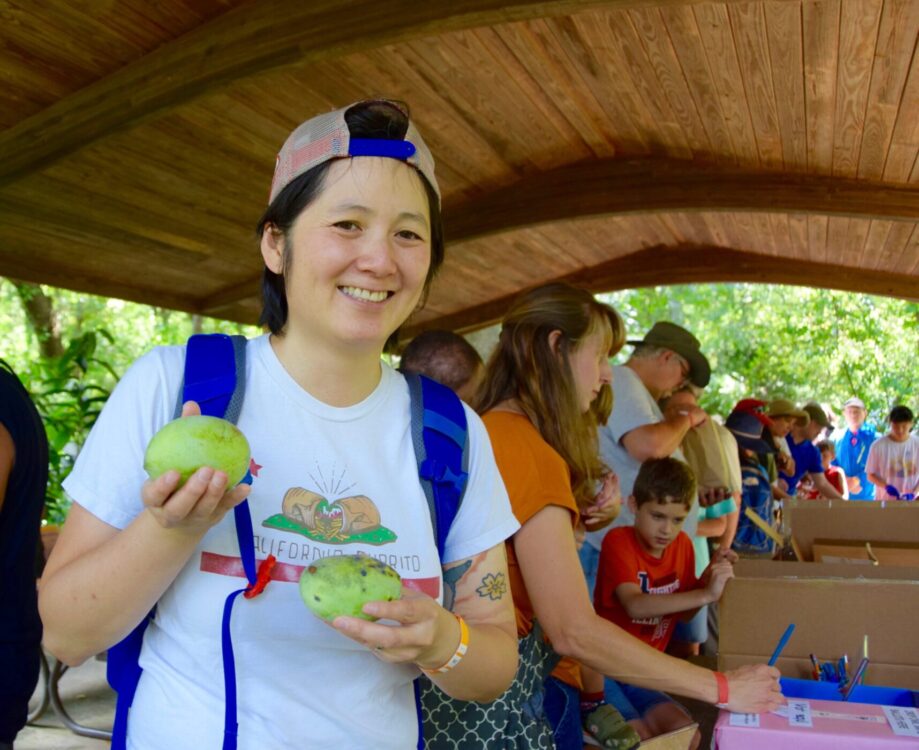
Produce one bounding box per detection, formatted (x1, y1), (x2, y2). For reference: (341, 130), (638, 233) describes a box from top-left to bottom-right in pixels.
(39, 100), (520, 750)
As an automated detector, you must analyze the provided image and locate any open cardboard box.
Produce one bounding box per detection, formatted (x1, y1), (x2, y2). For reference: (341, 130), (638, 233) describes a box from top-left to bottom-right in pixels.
(787, 500), (919, 565)
(812, 539), (919, 567)
(718, 560), (919, 690)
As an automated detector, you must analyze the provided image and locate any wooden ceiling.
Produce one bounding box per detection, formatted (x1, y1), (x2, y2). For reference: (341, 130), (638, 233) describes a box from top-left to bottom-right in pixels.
(1, 0), (917, 336)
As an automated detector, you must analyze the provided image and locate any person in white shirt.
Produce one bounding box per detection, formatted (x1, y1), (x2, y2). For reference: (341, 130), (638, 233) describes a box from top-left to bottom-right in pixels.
(866, 405), (919, 501)
(37, 99), (520, 750)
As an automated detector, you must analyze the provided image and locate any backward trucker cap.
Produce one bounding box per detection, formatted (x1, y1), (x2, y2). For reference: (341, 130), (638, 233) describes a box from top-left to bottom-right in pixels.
(268, 99), (440, 205)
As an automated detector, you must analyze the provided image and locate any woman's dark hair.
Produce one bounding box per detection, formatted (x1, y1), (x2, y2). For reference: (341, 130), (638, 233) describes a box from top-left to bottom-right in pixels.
(256, 100), (445, 335)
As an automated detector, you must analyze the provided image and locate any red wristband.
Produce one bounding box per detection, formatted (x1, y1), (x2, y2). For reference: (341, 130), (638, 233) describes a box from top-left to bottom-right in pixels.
(714, 671), (729, 706)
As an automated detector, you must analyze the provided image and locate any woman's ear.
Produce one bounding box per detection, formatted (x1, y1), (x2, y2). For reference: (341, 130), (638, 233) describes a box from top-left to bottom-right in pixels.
(547, 329), (563, 355)
(260, 223), (285, 274)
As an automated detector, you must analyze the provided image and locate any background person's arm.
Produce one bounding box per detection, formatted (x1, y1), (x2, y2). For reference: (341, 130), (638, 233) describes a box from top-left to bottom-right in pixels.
(615, 561), (733, 621)
(514, 505), (782, 713)
(0, 422), (12, 514)
(622, 408), (706, 462)
(697, 515), (727, 539)
(867, 471), (887, 490)
(717, 504), (740, 551)
(808, 471), (845, 500)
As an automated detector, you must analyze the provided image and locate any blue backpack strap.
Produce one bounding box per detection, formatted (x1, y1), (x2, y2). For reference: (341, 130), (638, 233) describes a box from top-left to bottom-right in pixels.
(108, 334), (249, 750)
(405, 373), (469, 559)
(405, 372), (470, 750)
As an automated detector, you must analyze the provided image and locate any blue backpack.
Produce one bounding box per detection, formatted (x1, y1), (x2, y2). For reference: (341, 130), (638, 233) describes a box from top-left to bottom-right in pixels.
(732, 460), (775, 556)
(107, 333), (470, 750)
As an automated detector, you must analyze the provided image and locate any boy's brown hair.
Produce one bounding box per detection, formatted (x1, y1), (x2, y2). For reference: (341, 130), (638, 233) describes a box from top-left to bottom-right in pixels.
(633, 457), (697, 509)
(816, 439), (835, 457)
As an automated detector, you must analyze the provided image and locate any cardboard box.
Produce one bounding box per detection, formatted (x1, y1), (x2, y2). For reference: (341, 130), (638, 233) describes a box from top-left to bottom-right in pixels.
(812, 539), (919, 567)
(787, 500), (919, 563)
(718, 560), (919, 689)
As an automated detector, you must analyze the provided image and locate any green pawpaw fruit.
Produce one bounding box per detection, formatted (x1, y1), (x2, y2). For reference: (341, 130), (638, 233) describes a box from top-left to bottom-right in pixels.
(299, 554), (402, 621)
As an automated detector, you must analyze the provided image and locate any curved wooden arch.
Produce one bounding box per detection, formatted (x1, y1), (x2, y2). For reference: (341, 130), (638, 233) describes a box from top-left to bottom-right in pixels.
(402, 244), (919, 336)
(443, 158), (919, 244)
(0, 0), (733, 186)
(196, 158), (919, 314)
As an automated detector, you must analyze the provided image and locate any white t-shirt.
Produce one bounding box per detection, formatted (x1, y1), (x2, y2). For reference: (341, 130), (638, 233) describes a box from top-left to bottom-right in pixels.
(865, 434), (919, 501)
(63, 335), (519, 750)
(585, 366), (694, 552)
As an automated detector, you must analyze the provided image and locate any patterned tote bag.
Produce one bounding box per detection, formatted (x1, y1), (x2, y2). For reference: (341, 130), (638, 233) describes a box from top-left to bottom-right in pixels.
(420, 620), (560, 749)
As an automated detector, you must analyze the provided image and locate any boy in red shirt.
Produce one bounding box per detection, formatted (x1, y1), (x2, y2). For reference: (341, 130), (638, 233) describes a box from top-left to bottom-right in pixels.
(595, 457), (736, 745)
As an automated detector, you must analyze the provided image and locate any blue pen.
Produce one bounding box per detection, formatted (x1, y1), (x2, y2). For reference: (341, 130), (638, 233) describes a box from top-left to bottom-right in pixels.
(767, 623), (796, 667)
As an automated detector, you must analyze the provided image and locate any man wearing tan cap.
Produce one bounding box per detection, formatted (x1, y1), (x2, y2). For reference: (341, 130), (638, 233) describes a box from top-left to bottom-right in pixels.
(765, 399), (809, 480)
(581, 322), (711, 596)
(780, 403), (845, 499)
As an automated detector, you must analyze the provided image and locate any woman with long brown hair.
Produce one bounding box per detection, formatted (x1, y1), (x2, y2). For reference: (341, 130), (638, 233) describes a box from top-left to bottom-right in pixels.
(476, 282), (782, 748)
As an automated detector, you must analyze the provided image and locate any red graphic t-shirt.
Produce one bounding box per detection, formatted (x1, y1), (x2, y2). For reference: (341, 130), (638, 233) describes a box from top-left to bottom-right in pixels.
(594, 526), (699, 651)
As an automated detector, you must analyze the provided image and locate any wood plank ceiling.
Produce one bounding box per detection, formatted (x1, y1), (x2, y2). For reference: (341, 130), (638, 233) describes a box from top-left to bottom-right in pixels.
(1, 0), (917, 336)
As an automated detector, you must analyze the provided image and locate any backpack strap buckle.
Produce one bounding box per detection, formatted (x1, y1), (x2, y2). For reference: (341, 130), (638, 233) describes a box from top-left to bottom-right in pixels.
(419, 458), (468, 495)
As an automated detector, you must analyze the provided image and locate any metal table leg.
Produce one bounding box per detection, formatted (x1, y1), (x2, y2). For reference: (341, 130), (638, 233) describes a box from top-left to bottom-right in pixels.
(47, 655), (114, 740)
(26, 649), (50, 724)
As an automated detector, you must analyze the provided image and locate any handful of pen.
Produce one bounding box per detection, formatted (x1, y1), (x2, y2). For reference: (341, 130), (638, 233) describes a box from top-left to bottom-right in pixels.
(809, 652), (870, 700)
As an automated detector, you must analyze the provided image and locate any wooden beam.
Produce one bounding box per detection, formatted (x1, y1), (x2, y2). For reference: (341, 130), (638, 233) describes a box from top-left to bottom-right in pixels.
(443, 159), (919, 243)
(0, 262), (198, 317)
(198, 156), (919, 312)
(402, 244), (919, 336)
(201, 277), (263, 315)
(0, 0), (751, 186)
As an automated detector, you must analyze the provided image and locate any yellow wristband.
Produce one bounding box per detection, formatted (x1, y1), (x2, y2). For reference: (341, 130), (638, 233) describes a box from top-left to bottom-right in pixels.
(421, 615), (469, 675)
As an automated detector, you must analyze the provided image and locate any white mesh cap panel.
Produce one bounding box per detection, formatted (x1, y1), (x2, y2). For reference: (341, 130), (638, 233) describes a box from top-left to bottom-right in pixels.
(268, 101), (439, 204)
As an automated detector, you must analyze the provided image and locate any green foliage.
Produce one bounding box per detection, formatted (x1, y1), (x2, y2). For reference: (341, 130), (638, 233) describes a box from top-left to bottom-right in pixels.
(3, 278), (915, 524)
(25, 331), (115, 524)
(600, 283), (919, 427)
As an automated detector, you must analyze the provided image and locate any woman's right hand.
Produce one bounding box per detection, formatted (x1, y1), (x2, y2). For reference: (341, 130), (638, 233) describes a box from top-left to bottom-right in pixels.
(142, 468), (250, 536)
(722, 664), (783, 713)
(141, 401), (251, 536)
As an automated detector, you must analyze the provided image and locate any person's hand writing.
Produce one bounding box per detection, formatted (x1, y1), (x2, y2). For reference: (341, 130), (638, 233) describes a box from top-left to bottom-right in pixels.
(721, 664), (783, 713)
(141, 401), (251, 536)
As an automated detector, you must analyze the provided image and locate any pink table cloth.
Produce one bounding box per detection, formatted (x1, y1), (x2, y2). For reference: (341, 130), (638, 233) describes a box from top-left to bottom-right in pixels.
(714, 699), (919, 749)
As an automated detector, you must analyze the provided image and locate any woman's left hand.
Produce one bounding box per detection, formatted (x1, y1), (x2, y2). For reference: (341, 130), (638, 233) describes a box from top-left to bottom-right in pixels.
(582, 472), (621, 532)
(331, 587), (460, 669)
